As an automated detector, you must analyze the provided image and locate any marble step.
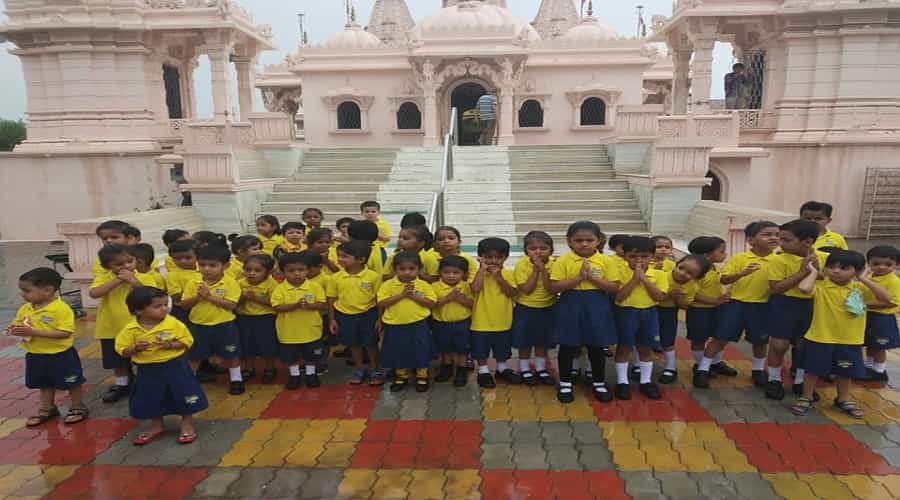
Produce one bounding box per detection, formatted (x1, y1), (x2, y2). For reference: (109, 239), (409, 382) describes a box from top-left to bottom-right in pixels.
(509, 171), (616, 180)
(448, 180), (630, 191)
(446, 188), (634, 202)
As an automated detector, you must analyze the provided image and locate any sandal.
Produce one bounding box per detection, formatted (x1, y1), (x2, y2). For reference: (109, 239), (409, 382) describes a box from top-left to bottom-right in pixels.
(133, 431), (163, 446)
(833, 399), (865, 419)
(26, 406), (60, 427)
(349, 369), (366, 385)
(791, 397), (813, 416)
(369, 370), (386, 386)
(63, 405), (89, 425)
(177, 432), (197, 444)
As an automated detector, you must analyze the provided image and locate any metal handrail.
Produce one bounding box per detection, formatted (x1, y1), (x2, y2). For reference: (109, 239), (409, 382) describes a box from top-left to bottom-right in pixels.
(429, 107), (458, 230)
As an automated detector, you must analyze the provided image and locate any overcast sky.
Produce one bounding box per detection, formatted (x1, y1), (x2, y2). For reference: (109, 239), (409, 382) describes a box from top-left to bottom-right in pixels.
(0, 0), (731, 120)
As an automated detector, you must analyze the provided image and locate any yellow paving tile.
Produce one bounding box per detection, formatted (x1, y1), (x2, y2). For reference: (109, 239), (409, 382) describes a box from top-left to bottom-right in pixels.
(372, 469), (412, 500)
(483, 385), (595, 422)
(284, 442), (324, 467)
(219, 442), (263, 466)
(444, 470), (481, 500)
(816, 386), (899, 425)
(250, 441), (294, 467)
(610, 447), (647, 471)
(537, 404), (567, 422)
(11, 465), (79, 497)
(337, 469), (378, 499)
(872, 476), (900, 498)
(798, 474), (857, 500)
(0, 419), (25, 440)
(317, 443), (357, 468)
(407, 469), (446, 500)
(713, 450), (757, 473)
(763, 474), (820, 500)
(241, 419), (280, 441)
(679, 446), (719, 472)
(0, 467), (42, 495)
(836, 475), (895, 500)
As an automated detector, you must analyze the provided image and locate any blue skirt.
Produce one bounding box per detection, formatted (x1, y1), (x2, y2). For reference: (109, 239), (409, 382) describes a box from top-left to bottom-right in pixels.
(512, 304), (556, 349)
(236, 314), (278, 358)
(553, 290), (617, 347)
(380, 320), (434, 369)
(130, 357), (209, 420)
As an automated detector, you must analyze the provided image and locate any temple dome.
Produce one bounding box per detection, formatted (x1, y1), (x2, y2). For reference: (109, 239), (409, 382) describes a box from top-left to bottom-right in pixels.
(324, 23), (383, 49)
(412, 1), (540, 42)
(560, 16), (618, 44)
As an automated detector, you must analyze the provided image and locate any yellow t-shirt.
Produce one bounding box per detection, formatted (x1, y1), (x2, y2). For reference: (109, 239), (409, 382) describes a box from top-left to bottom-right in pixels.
(181, 276), (241, 326)
(692, 267), (724, 309)
(804, 279), (868, 345)
(438, 252), (479, 282)
(258, 234), (285, 256)
(863, 272), (900, 315)
(374, 219), (392, 249)
(652, 259), (676, 273)
(329, 268), (381, 315)
(115, 315), (194, 364)
(616, 268), (670, 308)
(366, 246), (384, 277)
(815, 229), (848, 250)
(13, 298), (75, 354)
(309, 272), (334, 304)
(384, 249), (440, 278)
(93, 257), (113, 281)
(270, 280), (326, 344)
(166, 268), (201, 298)
(225, 257), (244, 281)
(768, 250), (829, 299)
(659, 273), (700, 308)
(609, 255), (631, 278)
(471, 268), (516, 333)
(92, 271), (158, 339)
(278, 240), (306, 254)
(514, 257), (557, 308)
(237, 276), (277, 316)
(149, 270), (167, 292)
(377, 278), (436, 325)
(550, 251), (620, 291)
(431, 280), (474, 322)
(322, 246), (340, 276)
(723, 251), (773, 303)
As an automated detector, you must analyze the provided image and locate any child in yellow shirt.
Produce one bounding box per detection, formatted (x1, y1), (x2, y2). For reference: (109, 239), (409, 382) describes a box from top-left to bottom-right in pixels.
(862, 246), (900, 382)
(685, 236), (730, 372)
(471, 238), (519, 389)
(128, 244), (166, 292)
(377, 251), (437, 392)
(347, 220), (385, 277)
(513, 231), (557, 386)
(276, 222), (307, 256)
(431, 256), (475, 387)
(384, 226), (439, 283)
(434, 226), (478, 282)
(307, 228), (341, 276)
(360, 200), (391, 262)
(236, 254), (279, 383)
(303, 208), (324, 231)
(162, 229), (191, 273)
(256, 215), (285, 256)
(165, 239), (200, 325)
(303, 250), (336, 374)
(657, 255), (708, 384)
(800, 201), (848, 250)
(117, 286), (207, 445)
(226, 236), (262, 281)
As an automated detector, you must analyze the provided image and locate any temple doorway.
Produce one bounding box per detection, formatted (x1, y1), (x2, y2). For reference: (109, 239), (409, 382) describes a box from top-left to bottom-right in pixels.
(450, 82), (487, 146)
(163, 64), (184, 119)
(702, 171), (722, 201)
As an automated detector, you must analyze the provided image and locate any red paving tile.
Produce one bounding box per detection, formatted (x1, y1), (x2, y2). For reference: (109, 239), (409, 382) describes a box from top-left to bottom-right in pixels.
(591, 387), (712, 422)
(351, 420), (483, 469)
(0, 418), (136, 465)
(480, 470), (629, 500)
(260, 384), (380, 419)
(674, 337), (746, 361)
(46, 465), (208, 499)
(723, 422), (900, 474)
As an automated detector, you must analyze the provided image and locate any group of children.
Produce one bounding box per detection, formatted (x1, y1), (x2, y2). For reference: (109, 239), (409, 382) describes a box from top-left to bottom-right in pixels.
(6, 199), (899, 443)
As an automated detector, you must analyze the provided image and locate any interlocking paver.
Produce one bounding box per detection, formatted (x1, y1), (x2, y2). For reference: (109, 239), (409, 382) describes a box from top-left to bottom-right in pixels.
(96, 419), (251, 467)
(47, 464), (208, 499)
(191, 467), (242, 497)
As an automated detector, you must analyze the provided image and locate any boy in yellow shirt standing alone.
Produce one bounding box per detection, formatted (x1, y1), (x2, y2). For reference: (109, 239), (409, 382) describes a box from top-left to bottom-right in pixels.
(862, 246), (900, 382)
(471, 238), (519, 388)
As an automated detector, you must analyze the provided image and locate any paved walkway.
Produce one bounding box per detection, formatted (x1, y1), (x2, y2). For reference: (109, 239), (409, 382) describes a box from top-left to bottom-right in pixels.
(0, 316), (897, 499)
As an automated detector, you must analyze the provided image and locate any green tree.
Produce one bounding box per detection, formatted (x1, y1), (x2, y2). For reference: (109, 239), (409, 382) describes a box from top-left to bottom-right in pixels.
(0, 119), (26, 152)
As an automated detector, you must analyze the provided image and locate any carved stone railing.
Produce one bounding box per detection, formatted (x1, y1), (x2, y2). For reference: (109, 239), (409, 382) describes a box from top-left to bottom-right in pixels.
(180, 121), (254, 185)
(617, 105), (663, 138)
(247, 112), (294, 146)
(656, 114), (739, 148)
(685, 201), (795, 255)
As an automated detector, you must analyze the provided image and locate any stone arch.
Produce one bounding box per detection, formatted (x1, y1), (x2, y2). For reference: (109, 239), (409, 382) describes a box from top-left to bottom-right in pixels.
(518, 99), (544, 128)
(396, 101), (422, 130)
(337, 101), (362, 129)
(705, 162), (729, 202)
(580, 97), (607, 126)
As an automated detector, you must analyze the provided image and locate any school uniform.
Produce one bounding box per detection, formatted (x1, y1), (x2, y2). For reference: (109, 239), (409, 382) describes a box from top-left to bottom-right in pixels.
(278, 240), (306, 254)
(767, 250), (829, 342)
(92, 271), (158, 369)
(15, 298), (85, 391)
(438, 252), (479, 282)
(328, 268), (381, 348)
(270, 279), (327, 364)
(863, 273), (900, 350)
(658, 274), (699, 349)
(165, 267), (201, 325)
(802, 278), (868, 378)
(116, 316), (208, 419)
(322, 246), (340, 276)
(181, 275), (242, 361)
(258, 234), (285, 256)
(431, 280), (474, 355)
(814, 229), (848, 250)
(363, 245), (385, 278)
(470, 268), (516, 361)
(550, 251), (619, 347)
(164, 255), (177, 275)
(374, 219), (392, 262)
(385, 250), (440, 279)
(236, 276), (279, 358)
(225, 257), (245, 282)
(149, 270), (167, 292)
(653, 259), (676, 274)
(310, 272), (336, 340)
(685, 266), (724, 344)
(615, 267), (669, 347)
(377, 278), (436, 369)
(714, 251), (773, 345)
(512, 257), (557, 349)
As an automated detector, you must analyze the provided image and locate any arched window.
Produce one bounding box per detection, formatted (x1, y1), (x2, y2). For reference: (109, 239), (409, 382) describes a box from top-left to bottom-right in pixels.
(396, 102), (422, 130)
(518, 99), (544, 128)
(580, 97), (606, 126)
(337, 101), (362, 129)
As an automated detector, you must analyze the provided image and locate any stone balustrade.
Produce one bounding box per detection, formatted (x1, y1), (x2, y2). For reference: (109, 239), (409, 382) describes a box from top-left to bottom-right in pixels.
(684, 200), (795, 254)
(617, 105), (664, 138)
(248, 112), (295, 146)
(657, 114), (739, 148)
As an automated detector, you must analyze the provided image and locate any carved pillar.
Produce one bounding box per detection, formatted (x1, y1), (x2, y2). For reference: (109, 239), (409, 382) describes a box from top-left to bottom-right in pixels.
(423, 89), (439, 146)
(672, 49), (691, 115)
(498, 86), (515, 145)
(207, 46), (234, 121)
(233, 56), (255, 122)
(690, 36), (716, 113)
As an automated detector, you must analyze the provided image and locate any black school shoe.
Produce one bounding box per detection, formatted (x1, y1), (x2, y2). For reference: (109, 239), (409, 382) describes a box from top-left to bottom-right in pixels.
(557, 382), (575, 403)
(286, 375), (302, 390)
(536, 370), (556, 386)
(305, 373), (321, 388)
(415, 378), (430, 393)
(658, 369), (678, 385)
(765, 380), (785, 400)
(453, 367), (468, 387)
(711, 362), (738, 377)
(435, 364), (453, 383)
(102, 385), (130, 404)
(866, 368), (889, 383)
(615, 383), (631, 400)
(521, 371), (537, 386)
(390, 379), (408, 392)
(639, 382), (662, 400)
(592, 382), (614, 403)
(692, 370), (710, 389)
(630, 366), (641, 382)
(241, 368), (256, 380)
(477, 372), (496, 389)
(497, 369), (522, 385)
(229, 380), (245, 395)
(751, 370), (767, 387)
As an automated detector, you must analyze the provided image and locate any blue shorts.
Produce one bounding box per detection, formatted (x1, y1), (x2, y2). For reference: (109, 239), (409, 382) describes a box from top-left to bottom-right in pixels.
(101, 338), (129, 370)
(236, 314), (279, 358)
(433, 319), (471, 354)
(279, 340), (325, 365)
(25, 348), (85, 390)
(336, 309), (378, 348)
(512, 304), (556, 349)
(713, 300), (770, 345)
(130, 357), (208, 419)
(769, 295), (813, 342)
(170, 305), (190, 326)
(615, 307), (661, 348)
(802, 340), (865, 378)
(189, 321), (241, 361)
(658, 307), (679, 348)
(381, 320), (434, 369)
(686, 307), (717, 343)
(471, 331), (512, 362)
(553, 290), (617, 347)
(865, 313), (900, 350)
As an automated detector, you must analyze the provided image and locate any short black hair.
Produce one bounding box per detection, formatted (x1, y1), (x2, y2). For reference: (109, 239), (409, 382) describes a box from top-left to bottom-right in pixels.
(256, 215), (282, 234)
(800, 201), (833, 217)
(348, 220), (379, 243)
(123, 225), (141, 239)
(245, 253), (275, 271)
(19, 267), (62, 290)
(338, 240), (372, 260)
(477, 237), (510, 258)
(523, 231), (554, 253)
(360, 200), (381, 211)
(687, 236), (725, 255)
(745, 220), (779, 238)
(818, 246), (844, 255)
(401, 212), (427, 228)
(336, 217), (354, 228)
(192, 231), (228, 247)
(392, 250), (421, 269)
(98, 244), (131, 267)
(278, 251), (311, 270)
(196, 244), (231, 263)
(230, 235), (262, 255)
(435, 226), (461, 240)
(679, 254), (711, 277)
(566, 221), (601, 239)
(651, 235), (673, 246)
(297, 250), (323, 268)
(622, 236), (654, 253)
(162, 229), (189, 246)
(95, 220), (130, 236)
(732, 63), (745, 71)
(780, 219), (820, 242)
(302, 207), (324, 218)
(867, 245), (900, 263)
(282, 221), (306, 235)
(306, 228), (333, 246)
(608, 234), (631, 249)
(127, 243), (155, 265)
(825, 249), (866, 271)
(126, 286), (168, 314)
(439, 255), (469, 274)
(168, 239), (197, 255)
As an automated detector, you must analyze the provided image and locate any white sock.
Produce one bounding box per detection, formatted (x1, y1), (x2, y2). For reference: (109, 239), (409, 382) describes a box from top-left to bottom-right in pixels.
(698, 357), (714, 372)
(616, 362), (629, 384)
(794, 368), (805, 384)
(583, 359), (592, 372)
(520, 359), (531, 372)
(752, 357), (766, 371)
(713, 351), (724, 364)
(289, 365), (301, 376)
(632, 351), (640, 365)
(768, 366), (782, 382)
(497, 361), (508, 372)
(228, 367), (243, 382)
(873, 362), (887, 373)
(572, 357), (581, 371)
(535, 357), (547, 371)
(639, 361), (654, 384)
(664, 351), (677, 371)
(692, 350), (705, 364)
(865, 357), (874, 369)
(115, 376), (129, 387)
(305, 365), (316, 376)
(478, 365), (490, 374)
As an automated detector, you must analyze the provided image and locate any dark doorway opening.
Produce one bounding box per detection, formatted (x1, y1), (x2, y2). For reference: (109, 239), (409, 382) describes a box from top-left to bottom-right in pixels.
(163, 65), (183, 119)
(702, 171), (722, 201)
(451, 82), (487, 146)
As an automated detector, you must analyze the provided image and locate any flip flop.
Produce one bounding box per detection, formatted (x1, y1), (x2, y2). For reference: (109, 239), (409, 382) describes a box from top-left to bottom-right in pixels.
(26, 406), (60, 427)
(63, 406), (89, 425)
(132, 431), (163, 446)
(177, 432), (197, 445)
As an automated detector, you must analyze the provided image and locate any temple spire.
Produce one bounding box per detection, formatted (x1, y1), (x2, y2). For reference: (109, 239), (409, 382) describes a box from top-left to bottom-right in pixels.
(532, 0), (579, 38)
(367, 0), (414, 46)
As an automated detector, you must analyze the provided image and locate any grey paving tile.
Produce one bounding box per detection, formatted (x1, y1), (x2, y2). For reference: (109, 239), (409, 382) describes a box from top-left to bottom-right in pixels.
(512, 444), (549, 470)
(540, 422), (575, 445)
(545, 444), (582, 470)
(192, 468), (243, 498)
(480, 443), (515, 469)
(689, 472), (742, 500)
(577, 443), (614, 470)
(263, 468), (310, 498)
(873, 446), (900, 468)
(656, 472), (700, 499)
(572, 422), (607, 444)
(510, 421), (542, 442)
(454, 402), (483, 420)
(620, 471), (665, 500)
(482, 421), (512, 443)
(730, 472), (780, 500)
(225, 468), (276, 498)
(299, 469), (343, 500)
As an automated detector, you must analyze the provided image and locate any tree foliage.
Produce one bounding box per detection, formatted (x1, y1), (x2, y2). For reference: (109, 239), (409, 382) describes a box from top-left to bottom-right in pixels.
(0, 119), (26, 152)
